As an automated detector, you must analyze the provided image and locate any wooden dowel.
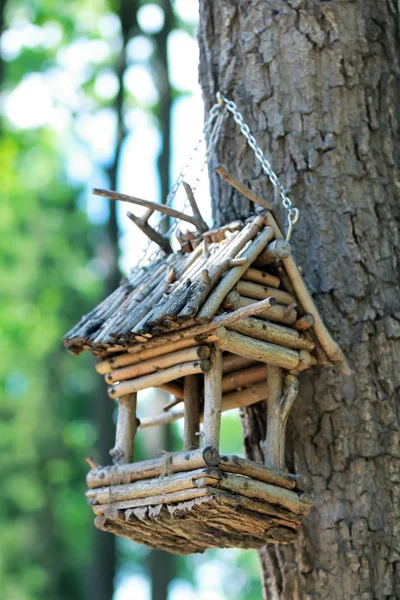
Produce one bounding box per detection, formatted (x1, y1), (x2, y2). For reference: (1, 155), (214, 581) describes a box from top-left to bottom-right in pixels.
(254, 239), (292, 266)
(105, 346), (211, 384)
(127, 211), (173, 254)
(183, 374), (202, 451)
(236, 280), (296, 306)
(96, 337), (214, 374)
(109, 393), (137, 465)
(294, 314), (315, 331)
(227, 317), (315, 351)
(242, 267), (280, 289)
(198, 226), (275, 320)
(182, 181), (208, 232)
(214, 329), (299, 370)
(238, 296), (297, 325)
(216, 165), (273, 211)
(93, 188), (200, 228)
(265, 212), (350, 372)
(203, 347), (222, 449)
(108, 359), (211, 399)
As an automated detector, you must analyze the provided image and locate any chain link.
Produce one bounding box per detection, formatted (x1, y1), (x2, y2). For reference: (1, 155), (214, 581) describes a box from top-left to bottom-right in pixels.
(217, 92), (299, 239)
(138, 91), (299, 265)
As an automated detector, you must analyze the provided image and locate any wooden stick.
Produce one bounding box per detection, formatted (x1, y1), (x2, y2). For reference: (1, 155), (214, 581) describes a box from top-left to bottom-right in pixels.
(93, 188), (200, 228)
(109, 393), (137, 465)
(216, 165), (273, 210)
(236, 280), (296, 306)
(227, 317), (315, 351)
(222, 354), (258, 374)
(183, 374), (201, 451)
(126, 211), (172, 254)
(265, 212), (350, 372)
(198, 226), (275, 320)
(105, 346), (211, 384)
(214, 329), (299, 370)
(294, 314), (315, 331)
(102, 297), (278, 359)
(92, 487), (212, 515)
(86, 449), (304, 492)
(86, 467), (217, 505)
(221, 290), (241, 311)
(222, 365), (267, 393)
(108, 359), (211, 399)
(262, 372), (299, 470)
(220, 382), (267, 412)
(242, 267), (280, 289)
(254, 239), (292, 266)
(158, 382), (184, 399)
(238, 296), (297, 325)
(96, 336), (215, 374)
(218, 472), (310, 516)
(182, 181), (208, 232)
(138, 409), (185, 429)
(228, 258), (248, 267)
(160, 377), (269, 420)
(203, 347), (222, 449)
(178, 216), (267, 319)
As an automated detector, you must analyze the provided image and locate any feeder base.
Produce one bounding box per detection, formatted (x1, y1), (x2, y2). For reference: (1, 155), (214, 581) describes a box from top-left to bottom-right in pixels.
(91, 468), (311, 554)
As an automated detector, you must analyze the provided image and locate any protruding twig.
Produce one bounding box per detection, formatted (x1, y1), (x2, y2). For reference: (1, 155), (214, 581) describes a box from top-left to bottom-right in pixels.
(85, 457), (100, 470)
(127, 211), (172, 255)
(182, 181), (208, 232)
(216, 164), (273, 210)
(93, 188), (200, 228)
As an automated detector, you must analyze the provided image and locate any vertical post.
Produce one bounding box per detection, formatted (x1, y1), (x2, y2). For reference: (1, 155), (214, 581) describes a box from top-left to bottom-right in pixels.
(183, 374), (201, 451)
(262, 366), (284, 469)
(109, 393), (137, 465)
(203, 346), (223, 449)
(262, 368), (299, 470)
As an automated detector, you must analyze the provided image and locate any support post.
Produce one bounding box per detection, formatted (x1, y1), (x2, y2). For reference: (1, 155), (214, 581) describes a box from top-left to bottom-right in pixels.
(261, 369), (299, 470)
(109, 393), (138, 465)
(183, 374), (202, 451)
(202, 346), (222, 449)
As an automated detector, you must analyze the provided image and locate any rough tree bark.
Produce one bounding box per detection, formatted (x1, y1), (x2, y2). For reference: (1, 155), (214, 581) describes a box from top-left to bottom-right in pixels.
(199, 2), (400, 599)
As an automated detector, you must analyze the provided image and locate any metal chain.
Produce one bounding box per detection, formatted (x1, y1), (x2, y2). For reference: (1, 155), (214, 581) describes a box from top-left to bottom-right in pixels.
(138, 101), (224, 265)
(216, 92), (299, 239)
(138, 91), (299, 265)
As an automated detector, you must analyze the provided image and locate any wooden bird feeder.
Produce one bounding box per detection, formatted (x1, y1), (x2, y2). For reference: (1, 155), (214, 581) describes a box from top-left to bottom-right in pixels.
(64, 167), (347, 555)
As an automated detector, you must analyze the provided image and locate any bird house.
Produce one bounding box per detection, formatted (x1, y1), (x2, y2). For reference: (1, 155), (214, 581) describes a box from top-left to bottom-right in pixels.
(64, 168), (347, 554)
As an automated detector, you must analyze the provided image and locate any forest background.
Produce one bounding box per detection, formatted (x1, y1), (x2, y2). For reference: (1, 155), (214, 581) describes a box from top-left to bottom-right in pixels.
(0, 1), (265, 599)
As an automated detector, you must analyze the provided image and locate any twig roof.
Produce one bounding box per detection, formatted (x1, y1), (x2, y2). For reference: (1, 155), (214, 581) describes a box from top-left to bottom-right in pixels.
(64, 216), (264, 355)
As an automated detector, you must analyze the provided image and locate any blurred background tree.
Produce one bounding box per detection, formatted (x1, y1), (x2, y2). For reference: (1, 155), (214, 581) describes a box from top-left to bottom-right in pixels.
(0, 1), (262, 599)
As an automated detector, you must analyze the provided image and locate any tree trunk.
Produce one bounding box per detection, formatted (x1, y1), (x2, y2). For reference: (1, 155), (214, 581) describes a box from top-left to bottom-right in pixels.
(198, 2), (400, 599)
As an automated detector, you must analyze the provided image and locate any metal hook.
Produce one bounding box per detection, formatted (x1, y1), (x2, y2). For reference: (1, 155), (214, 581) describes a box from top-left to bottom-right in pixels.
(286, 208), (299, 242)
